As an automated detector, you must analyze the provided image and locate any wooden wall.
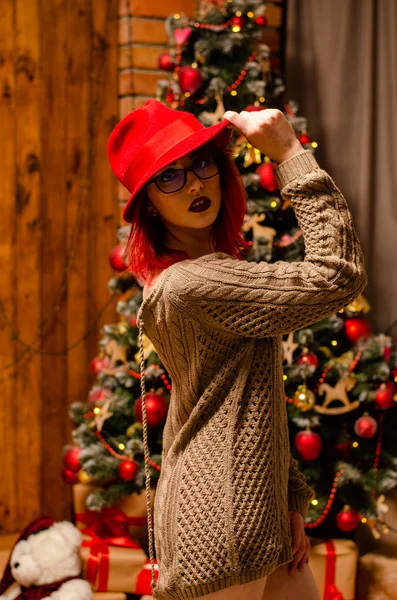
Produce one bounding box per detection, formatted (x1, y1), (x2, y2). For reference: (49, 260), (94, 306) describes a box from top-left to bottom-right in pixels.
(0, 0), (285, 534)
(0, 0), (119, 533)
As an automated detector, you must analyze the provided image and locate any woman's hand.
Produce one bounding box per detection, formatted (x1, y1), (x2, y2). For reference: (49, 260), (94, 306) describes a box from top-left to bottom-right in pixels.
(223, 108), (304, 164)
(287, 510), (311, 575)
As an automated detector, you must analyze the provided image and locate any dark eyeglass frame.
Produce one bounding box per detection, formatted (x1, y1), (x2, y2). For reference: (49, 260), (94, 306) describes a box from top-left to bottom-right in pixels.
(147, 157), (220, 194)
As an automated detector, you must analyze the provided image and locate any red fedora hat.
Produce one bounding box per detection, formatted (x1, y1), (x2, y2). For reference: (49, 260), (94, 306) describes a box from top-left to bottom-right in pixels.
(107, 99), (232, 223)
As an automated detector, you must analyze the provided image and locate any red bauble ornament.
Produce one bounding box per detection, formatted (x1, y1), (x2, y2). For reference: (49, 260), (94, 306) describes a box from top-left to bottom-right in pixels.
(255, 15), (268, 27)
(158, 51), (174, 71)
(336, 505), (361, 532)
(135, 392), (168, 428)
(90, 356), (110, 375)
(231, 16), (245, 29)
(298, 352), (319, 368)
(118, 459), (140, 482)
(354, 413), (377, 438)
(130, 316), (137, 327)
(62, 468), (79, 484)
(256, 163), (279, 192)
(335, 440), (351, 460)
(299, 134), (311, 145)
(88, 386), (113, 407)
(344, 318), (372, 344)
(375, 381), (395, 410)
(63, 447), (81, 472)
(295, 429), (322, 460)
(178, 66), (203, 95)
(109, 245), (128, 272)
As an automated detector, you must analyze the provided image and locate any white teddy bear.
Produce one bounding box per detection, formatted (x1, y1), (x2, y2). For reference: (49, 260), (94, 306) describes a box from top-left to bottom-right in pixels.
(0, 516), (92, 600)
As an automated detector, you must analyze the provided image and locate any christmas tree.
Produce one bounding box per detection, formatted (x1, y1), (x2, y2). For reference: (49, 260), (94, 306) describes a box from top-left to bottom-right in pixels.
(64, 0), (397, 543)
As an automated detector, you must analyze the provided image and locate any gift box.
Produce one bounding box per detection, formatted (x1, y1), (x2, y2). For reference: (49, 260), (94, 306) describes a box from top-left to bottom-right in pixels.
(309, 538), (359, 600)
(73, 483), (156, 556)
(73, 485), (159, 593)
(92, 593), (127, 599)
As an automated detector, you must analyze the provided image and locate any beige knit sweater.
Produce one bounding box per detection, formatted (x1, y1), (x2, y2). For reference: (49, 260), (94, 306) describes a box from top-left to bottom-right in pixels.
(136, 150), (368, 600)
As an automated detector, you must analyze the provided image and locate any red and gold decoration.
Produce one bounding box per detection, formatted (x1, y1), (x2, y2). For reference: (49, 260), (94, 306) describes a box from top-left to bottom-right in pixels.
(281, 331), (299, 366)
(134, 392), (168, 428)
(63, 447), (81, 472)
(109, 245), (128, 272)
(293, 384), (316, 412)
(344, 317), (372, 344)
(298, 351), (319, 368)
(309, 538), (359, 600)
(354, 413), (377, 439)
(256, 161), (278, 192)
(295, 428), (322, 461)
(316, 374), (358, 415)
(73, 484), (158, 593)
(336, 505), (361, 532)
(118, 459), (140, 482)
(375, 381), (395, 410)
(158, 51), (174, 71)
(91, 356), (110, 375)
(178, 65), (203, 95)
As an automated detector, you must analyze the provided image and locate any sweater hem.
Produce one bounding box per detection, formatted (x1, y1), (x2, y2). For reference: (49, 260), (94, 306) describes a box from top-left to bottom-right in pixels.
(152, 544), (293, 600)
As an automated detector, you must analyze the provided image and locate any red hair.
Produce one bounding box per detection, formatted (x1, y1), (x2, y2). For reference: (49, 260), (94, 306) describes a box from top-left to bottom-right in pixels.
(124, 141), (250, 284)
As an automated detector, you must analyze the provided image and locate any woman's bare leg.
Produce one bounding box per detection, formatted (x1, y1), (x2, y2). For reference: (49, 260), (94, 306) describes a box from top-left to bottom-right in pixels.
(262, 563), (320, 600)
(196, 576), (268, 599)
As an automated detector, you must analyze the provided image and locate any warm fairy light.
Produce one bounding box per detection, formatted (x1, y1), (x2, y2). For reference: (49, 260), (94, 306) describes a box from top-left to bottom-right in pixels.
(236, 11), (242, 16)
(185, 92), (191, 97)
(259, 96), (265, 102)
(361, 517), (367, 523)
(311, 499), (318, 506)
(283, 374), (288, 381)
(394, 376), (397, 382)
(94, 407), (100, 414)
(270, 201), (278, 208)
(331, 340), (338, 346)
(232, 25), (241, 32)
(311, 142), (318, 148)
(174, 13), (180, 19)
(247, 11), (254, 18)
(191, 62), (198, 68)
(352, 441), (359, 448)
(230, 90), (238, 96)
(118, 443), (126, 450)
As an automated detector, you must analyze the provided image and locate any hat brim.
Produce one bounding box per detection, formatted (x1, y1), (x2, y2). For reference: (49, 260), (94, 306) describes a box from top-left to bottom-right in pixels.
(122, 118), (233, 223)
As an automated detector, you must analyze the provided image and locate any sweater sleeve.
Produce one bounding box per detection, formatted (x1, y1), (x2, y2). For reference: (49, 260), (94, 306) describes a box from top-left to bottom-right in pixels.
(167, 150), (368, 338)
(287, 454), (315, 519)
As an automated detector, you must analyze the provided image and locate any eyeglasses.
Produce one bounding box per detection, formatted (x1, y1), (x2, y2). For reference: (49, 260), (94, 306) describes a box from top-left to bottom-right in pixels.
(148, 157), (219, 194)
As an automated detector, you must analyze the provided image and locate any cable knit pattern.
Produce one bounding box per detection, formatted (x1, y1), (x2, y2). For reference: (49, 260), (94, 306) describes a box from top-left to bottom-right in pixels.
(136, 150), (368, 600)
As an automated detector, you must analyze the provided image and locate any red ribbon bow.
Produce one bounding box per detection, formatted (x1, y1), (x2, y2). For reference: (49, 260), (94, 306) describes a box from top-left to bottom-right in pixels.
(77, 507), (142, 591)
(323, 540), (345, 600)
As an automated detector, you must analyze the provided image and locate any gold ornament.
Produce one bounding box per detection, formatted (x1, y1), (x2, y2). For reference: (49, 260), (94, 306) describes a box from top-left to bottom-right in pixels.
(78, 470), (94, 484)
(102, 339), (129, 375)
(242, 213), (277, 254)
(89, 398), (114, 432)
(232, 134), (262, 167)
(293, 384), (316, 412)
(315, 375), (359, 414)
(332, 351), (355, 369)
(126, 422), (143, 437)
(133, 332), (156, 362)
(200, 95), (226, 125)
(281, 331), (299, 366)
(346, 294), (371, 314)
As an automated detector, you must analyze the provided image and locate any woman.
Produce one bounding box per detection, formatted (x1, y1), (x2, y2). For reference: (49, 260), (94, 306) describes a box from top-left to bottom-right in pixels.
(107, 100), (367, 600)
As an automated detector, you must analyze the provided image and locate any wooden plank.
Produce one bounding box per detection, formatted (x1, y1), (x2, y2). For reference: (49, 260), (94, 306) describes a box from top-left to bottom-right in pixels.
(0, 0), (18, 534)
(130, 18), (169, 44)
(65, 0), (92, 494)
(39, 0), (69, 520)
(90, 0), (119, 341)
(119, 44), (168, 70)
(129, 0), (196, 19)
(14, 0), (43, 527)
(119, 68), (163, 96)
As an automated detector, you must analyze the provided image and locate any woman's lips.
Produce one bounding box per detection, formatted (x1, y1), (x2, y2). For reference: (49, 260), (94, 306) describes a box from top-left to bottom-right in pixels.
(188, 196), (212, 212)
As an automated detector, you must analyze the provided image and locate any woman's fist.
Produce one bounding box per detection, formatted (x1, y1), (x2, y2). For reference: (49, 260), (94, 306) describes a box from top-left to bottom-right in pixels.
(223, 108), (304, 164)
